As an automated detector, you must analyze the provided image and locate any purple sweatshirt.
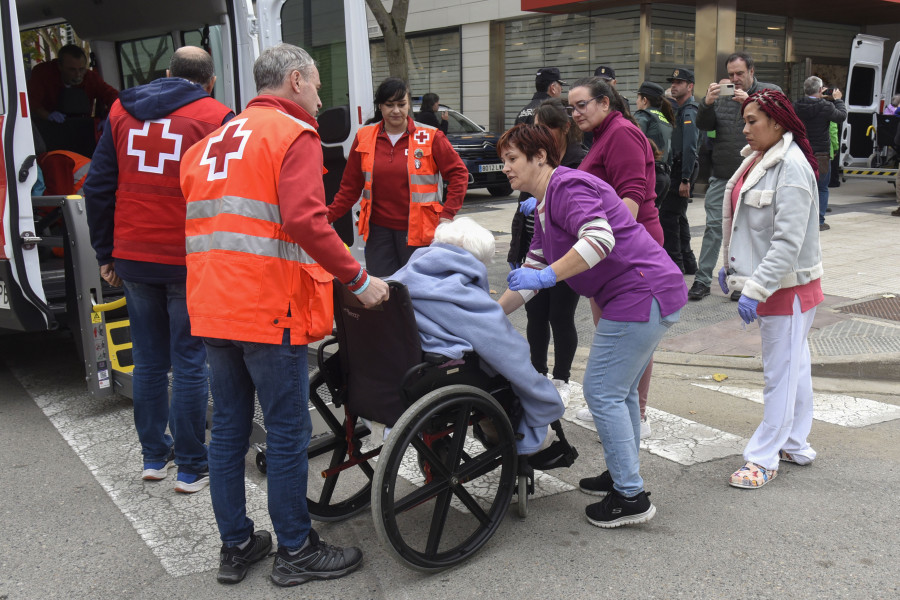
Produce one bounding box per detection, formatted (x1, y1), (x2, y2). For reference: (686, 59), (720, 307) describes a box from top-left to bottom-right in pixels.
(528, 167), (686, 321)
(578, 111), (664, 246)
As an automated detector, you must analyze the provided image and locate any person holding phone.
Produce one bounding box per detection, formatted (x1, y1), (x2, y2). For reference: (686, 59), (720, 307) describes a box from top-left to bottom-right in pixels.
(689, 52), (782, 302)
(415, 92), (449, 134)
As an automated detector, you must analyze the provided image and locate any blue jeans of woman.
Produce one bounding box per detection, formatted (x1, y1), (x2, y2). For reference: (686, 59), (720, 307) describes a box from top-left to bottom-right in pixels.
(582, 299), (679, 497)
(123, 280), (208, 474)
(204, 332), (312, 550)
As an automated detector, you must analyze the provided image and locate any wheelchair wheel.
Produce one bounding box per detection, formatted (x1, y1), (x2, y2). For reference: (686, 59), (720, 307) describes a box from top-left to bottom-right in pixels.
(306, 370), (375, 522)
(372, 384), (517, 571)
(517, 476), (528, 519)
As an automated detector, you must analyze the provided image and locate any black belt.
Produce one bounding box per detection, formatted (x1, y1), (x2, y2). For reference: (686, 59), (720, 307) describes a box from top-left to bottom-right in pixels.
(655, 162), (671, 175)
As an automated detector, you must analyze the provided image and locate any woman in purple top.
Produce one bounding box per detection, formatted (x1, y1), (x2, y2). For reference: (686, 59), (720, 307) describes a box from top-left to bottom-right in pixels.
(497, 124), (687, 529)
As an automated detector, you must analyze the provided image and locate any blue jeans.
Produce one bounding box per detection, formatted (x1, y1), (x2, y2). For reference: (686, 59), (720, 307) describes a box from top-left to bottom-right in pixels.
(205, 332), (312, 550)
(817, 163), (830, 224)
(123, 280), (208, 474)
(582, 299), (680, 497)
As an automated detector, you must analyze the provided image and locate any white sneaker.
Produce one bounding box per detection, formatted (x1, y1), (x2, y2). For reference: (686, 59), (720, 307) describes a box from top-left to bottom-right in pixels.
(551, 379), (570, 407)
(575, 407), (593, 422)
(640, 416), (651, 439)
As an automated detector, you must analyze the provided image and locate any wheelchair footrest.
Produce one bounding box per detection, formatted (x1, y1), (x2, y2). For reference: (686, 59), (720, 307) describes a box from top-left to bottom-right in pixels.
(526, 439), (578, 472)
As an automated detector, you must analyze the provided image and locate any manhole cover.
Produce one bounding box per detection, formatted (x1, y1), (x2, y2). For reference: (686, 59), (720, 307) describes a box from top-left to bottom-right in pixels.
(837, 296), (900, 322)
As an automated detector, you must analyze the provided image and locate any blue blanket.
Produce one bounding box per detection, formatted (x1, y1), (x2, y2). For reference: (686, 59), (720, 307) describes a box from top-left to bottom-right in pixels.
(390, 243), (565, 454)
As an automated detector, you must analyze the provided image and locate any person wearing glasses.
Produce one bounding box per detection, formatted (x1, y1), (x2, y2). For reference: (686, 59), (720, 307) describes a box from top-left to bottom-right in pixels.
(567, 77), (663, 440)
(497, 123), (686, 527)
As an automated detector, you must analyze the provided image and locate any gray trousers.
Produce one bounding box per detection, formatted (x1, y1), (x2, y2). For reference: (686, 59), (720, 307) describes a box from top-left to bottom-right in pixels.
(695, 176), (727, 286)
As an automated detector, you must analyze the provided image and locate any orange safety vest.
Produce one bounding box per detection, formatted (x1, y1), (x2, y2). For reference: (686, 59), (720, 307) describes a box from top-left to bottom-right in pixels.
(355, 122), (442, 246)
(181, 106), (333, 345)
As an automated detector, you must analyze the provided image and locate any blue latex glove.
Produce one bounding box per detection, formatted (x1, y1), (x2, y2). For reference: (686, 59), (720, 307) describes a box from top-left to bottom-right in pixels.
(508, 261), (521, 271)
(718, 267), (729, 294)
(507, 266), (557, 291)
(519, 196), (537, 216)
(48, 111), (66, 123)
(737, 295), (759, 324)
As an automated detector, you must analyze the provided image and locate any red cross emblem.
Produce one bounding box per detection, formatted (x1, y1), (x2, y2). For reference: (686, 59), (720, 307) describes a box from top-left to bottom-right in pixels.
(127, 119), (182, 174)
(414, 130), (430, 145)
(199, 118), (252, 181)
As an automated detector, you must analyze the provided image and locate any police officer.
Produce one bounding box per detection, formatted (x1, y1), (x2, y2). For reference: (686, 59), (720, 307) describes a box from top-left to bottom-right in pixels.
(515, 67), (565, 125)
(658, 67), (700, 273)
(633, 81), (675, 201)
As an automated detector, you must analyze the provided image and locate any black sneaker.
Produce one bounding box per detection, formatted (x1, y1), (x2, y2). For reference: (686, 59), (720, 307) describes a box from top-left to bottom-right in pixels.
(270, 529), (362, 587)
(579, 470), (614, 497)
(585, 490), (656, 528)
(217, 530), (273, 584)
(687, 281), (710, 300)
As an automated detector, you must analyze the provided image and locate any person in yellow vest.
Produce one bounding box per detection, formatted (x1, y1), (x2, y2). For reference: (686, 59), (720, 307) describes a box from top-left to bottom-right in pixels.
(180, 43), (389, 586)
(327, 77), (469, 276)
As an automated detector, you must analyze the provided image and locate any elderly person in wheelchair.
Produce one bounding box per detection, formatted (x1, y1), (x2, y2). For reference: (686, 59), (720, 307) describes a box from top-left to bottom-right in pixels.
(390, 216), (568, 456)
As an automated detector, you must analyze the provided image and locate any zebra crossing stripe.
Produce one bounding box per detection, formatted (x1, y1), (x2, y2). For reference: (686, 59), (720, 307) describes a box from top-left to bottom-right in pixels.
(563, 382), (747, 466)
(691, 384), (900, 428)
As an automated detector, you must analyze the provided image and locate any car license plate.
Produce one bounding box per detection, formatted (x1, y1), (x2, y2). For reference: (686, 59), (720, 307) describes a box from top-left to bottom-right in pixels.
(478, 163), (503, 173)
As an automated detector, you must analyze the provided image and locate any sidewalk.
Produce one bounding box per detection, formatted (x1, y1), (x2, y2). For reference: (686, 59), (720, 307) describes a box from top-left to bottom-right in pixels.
(460, 177), (900, 381)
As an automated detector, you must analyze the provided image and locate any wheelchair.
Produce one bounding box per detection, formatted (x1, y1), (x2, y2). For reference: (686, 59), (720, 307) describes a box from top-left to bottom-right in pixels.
(302, 280), (578, 571)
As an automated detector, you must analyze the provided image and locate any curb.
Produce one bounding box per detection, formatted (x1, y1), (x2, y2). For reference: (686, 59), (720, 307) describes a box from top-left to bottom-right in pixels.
(653, 350), (900, 382)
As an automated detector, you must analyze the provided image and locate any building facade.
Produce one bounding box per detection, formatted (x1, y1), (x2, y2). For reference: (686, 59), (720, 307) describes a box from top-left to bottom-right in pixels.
(367, 0), (900, 133)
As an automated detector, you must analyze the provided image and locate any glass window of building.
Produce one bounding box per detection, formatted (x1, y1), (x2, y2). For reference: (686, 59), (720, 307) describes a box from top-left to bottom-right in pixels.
(370, 29), (462, 111)
(735, 12), (787, 91)
(646, 4), (696, 87)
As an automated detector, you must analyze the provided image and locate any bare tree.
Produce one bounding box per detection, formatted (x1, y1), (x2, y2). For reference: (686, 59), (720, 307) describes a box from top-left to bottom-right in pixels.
(365, 0), (410, 81)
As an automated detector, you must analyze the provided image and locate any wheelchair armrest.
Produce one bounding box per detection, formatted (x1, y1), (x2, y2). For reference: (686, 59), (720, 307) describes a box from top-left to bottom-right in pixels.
(423, 352), (452, 364)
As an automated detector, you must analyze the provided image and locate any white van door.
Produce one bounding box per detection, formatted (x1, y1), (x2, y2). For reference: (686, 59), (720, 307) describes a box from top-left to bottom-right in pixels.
(881, 41), (900, 111)
(0, 0), (50, 331)
(255, 0), (371, 261)
(840, 34), (885, 170)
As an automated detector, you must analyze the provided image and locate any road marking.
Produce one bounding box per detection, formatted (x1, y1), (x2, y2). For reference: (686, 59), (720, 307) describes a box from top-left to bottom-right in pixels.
(563, 384), (747, 466)
(692, 384), (900, 427)
(15, 376), (274, 577)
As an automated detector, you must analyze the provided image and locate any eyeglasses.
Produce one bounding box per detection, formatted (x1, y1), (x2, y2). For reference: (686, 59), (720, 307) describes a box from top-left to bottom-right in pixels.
(566, 96), (604, 116)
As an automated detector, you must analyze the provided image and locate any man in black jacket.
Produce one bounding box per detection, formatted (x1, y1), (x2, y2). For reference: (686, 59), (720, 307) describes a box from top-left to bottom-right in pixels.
(515, 67), (565, 125)
(794, 76), (847, 231)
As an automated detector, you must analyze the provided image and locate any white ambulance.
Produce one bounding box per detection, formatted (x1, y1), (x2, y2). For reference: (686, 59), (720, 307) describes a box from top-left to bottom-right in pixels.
(840, 34), (900, 182)
(1, 0), (373, 397)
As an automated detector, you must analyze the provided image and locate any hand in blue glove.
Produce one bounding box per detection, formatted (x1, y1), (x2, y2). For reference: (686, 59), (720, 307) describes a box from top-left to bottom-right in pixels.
(507, 266), (557, 291)
(48, 111), (66, 123)
(508, 261), (521, 271)
(737, 295), (759, 324)
(718, 267), (729, 294)
(519, 196), (537, 216)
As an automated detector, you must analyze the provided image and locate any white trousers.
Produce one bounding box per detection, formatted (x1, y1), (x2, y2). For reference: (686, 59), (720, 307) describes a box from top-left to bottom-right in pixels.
(743, 296), (817, 470)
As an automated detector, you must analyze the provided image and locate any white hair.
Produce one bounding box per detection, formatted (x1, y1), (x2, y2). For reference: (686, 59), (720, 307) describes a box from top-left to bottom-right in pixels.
(432, 217), (495, 265)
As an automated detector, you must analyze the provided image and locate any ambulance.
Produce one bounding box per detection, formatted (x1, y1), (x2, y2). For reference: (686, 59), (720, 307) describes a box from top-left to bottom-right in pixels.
(840, 34), (900, 182)
(1, 0), (373, 397)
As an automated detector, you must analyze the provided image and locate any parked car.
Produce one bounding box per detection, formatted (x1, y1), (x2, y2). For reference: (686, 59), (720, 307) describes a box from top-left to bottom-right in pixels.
(414, 104), (512, 197)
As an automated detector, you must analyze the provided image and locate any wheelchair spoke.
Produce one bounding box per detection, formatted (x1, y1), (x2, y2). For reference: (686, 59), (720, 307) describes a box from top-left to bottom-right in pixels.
(451, 484), (491, 526)
(316, 445), (347, 505)
(447, 401), (472, 466)
(455, 442), (506, 481)
(410, 436), (452, 480)
(392, 478), (451, 513)
(424, 489), (454, 557)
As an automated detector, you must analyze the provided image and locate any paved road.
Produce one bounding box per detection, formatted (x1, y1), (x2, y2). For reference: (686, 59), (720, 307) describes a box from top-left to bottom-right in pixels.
(3, 184), (900, 599)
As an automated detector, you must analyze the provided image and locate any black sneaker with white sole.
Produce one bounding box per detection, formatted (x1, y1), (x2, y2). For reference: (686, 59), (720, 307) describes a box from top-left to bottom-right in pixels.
(579, 470), (614, 497)
(585, 489), (656, 528)
(217, 530), (273, 584)
(270, 529), (362, 587)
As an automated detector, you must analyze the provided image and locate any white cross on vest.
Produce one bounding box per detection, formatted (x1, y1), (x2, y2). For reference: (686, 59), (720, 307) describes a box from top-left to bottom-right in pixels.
(414, 130), (430, 145)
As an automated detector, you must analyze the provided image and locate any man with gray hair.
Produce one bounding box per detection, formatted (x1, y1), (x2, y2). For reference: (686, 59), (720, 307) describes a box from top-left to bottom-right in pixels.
(180, 43), (389, 586)
(794, 76), (846, 230)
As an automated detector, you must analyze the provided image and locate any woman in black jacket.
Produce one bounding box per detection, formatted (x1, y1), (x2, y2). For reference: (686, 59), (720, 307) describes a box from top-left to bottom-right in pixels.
(507, 98), (586, 404)
(415, 92), (449, 133)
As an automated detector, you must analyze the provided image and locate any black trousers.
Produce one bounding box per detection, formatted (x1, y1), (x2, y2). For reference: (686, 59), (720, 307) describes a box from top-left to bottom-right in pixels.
(658, 176), (695, 272)
(524, 281), (581, 382)
(364, 223), (421, 277)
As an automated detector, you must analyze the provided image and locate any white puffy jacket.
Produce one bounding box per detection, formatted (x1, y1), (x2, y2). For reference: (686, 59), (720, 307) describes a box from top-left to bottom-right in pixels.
(721, 132), (823, 302)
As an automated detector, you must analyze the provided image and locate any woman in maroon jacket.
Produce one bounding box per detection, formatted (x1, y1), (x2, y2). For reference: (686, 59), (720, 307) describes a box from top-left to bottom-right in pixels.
(568, 77), (664, 439)
(328, 78), (468, 276)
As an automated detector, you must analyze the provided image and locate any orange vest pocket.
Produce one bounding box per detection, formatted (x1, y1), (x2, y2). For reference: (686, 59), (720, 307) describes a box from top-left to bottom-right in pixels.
(298, 264), (335, 341)
(408, 202), (441, 246)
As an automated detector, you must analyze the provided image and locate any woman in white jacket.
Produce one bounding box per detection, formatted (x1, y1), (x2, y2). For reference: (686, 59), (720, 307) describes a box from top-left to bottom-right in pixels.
(719, 89), (823, 489)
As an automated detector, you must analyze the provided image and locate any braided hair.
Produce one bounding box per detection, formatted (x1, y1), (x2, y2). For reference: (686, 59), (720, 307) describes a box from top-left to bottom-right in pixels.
(742, 89), (818, 176)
